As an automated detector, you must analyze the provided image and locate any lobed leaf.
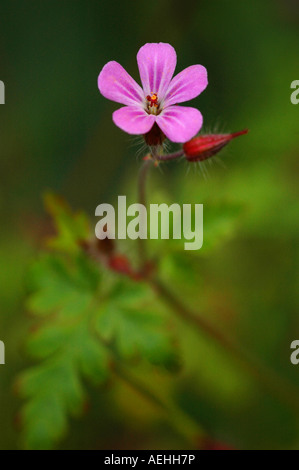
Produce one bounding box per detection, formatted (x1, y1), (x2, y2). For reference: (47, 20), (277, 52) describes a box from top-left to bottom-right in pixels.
(19, 196), (179, 449)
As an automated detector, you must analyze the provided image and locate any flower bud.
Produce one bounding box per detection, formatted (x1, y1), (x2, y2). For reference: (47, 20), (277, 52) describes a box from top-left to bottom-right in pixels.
(183, 130), (249, 162)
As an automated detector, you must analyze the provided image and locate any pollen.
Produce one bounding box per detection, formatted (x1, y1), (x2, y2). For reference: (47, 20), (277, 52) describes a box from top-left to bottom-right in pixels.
(146, 93), (158, 108)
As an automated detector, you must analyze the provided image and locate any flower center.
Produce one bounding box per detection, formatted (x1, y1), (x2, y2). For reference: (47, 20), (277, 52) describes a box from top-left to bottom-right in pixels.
(146, 93), (160, 115)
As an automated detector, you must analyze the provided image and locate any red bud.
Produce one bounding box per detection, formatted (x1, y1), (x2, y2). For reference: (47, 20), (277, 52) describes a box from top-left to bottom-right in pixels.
(183, 130), (249, 162)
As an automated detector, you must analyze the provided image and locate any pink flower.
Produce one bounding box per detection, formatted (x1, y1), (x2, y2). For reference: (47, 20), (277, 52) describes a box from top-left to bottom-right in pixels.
(98, 43), (208, 143)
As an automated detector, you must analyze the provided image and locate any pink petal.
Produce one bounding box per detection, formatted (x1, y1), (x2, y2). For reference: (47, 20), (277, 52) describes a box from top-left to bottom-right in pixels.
(137, 43), (177, 99)
(156, 106), (203, 143)
(98, 61), (144, 106)
(164, 65), (208, 107)
(113, 106), (156, 135)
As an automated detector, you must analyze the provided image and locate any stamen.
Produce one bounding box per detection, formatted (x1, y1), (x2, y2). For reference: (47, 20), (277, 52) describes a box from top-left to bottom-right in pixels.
(146, 93), (158, 108)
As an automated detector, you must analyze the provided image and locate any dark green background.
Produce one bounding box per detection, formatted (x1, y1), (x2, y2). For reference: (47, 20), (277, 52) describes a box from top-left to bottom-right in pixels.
(0, 0), (298, 449)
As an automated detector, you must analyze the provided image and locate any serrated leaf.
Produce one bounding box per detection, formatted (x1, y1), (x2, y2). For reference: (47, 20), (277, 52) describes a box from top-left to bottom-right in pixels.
(19, 252), (109, 449)
(27, 254), (98, 317)
(96, 279), (179, 370)
(20, 195), (180, 449)
(20, 358), (84, 449)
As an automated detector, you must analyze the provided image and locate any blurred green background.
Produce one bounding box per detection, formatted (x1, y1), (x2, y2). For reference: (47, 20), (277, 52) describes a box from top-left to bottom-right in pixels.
(0, 0), (299, 450)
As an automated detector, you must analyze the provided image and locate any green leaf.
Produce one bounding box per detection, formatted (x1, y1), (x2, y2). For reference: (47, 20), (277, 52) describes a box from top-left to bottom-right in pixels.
(96, 279), (179, 371)
(20, 195), (180, 449)
(27, 254), (98, 317)
(20, 358), (84, 449)
(19, 252), (109, 449)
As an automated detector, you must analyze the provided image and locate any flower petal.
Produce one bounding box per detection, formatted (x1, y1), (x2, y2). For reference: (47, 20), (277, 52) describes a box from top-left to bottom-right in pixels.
(164, 65), (208, 107)
(156, 106), (203, 143)
(113, 106), (156, 135)
(137, 43), (177, 99)
(98, 61), (144, 106)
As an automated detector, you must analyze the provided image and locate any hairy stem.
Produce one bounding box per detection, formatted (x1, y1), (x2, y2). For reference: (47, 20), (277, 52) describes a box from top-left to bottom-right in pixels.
(155, 149), (185, 161)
